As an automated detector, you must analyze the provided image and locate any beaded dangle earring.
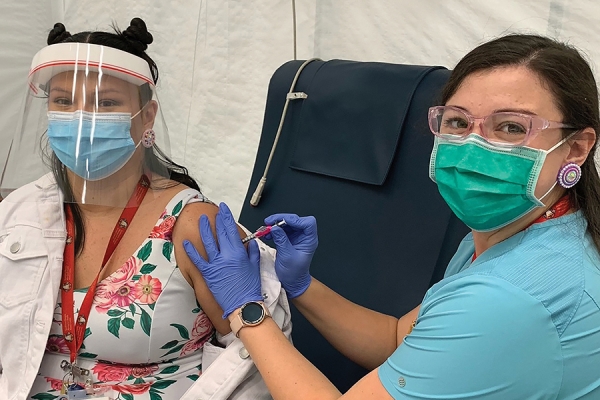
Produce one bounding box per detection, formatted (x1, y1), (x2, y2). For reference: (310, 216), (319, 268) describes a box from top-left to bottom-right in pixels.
(557, 162), (582, 188)
(141, 129), (156, 148)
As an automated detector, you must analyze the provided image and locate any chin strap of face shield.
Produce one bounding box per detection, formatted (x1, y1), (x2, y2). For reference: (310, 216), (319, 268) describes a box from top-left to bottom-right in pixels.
(250, 58), (321, 206)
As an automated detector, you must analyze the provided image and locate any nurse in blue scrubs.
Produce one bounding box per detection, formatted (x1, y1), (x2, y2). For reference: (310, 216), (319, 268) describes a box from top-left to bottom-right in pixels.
(185, 34), (600, 399)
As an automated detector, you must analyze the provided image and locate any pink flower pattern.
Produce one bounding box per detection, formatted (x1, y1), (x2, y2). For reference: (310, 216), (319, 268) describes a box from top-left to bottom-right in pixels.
(113, 382), (153, 395)
(45, 335), (69, 354)
(92, 362), (133, 383)
(181, 312), (214, 356)
(131, 364), (159, 378)
(149, 215), (176, 240)
(45, 377), (64, 391)
(33, 196), (215, 399)
(94, 257), (140, 313)
(135, 275), (162, 304)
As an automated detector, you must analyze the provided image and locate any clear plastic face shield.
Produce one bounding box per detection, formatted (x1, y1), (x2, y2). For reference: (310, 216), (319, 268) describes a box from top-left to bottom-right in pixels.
(0, 43), (172, 207)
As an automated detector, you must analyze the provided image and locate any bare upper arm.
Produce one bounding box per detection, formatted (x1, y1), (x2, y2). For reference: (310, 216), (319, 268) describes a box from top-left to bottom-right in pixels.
(171, 201), (248, 335)
(396, 304), (420, 347)
(340, 368), (394, 400)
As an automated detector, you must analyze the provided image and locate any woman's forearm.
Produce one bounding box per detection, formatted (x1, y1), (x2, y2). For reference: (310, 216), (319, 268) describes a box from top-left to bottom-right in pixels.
(292, 278), (398, 370)
(238, 317), (342, 400)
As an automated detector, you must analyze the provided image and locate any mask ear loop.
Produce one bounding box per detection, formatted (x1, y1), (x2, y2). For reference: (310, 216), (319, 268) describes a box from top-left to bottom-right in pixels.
(538, 130), (580, 201)
(130, 102), (156, 149)
(547, 130), (578, 153)
(538, 181), (559, 201)
(130, 100), (151, 121)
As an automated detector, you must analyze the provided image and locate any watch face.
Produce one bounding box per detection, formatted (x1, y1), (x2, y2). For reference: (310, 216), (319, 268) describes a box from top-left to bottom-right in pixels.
(241, 302), (265, 324)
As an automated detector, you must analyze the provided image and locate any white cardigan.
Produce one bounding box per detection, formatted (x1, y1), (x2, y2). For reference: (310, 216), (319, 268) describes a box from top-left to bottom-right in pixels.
(0, 174), (291, 400)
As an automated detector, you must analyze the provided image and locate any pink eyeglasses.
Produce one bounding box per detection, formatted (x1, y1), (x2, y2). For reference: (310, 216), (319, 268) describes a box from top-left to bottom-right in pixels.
(428, 105), (576, 147)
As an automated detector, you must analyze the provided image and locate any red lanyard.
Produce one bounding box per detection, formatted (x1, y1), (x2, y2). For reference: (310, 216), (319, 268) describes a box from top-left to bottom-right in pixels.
(529, 195), (572, 225)
(60, 175), (149, 364)
(472, 195), (571, 261)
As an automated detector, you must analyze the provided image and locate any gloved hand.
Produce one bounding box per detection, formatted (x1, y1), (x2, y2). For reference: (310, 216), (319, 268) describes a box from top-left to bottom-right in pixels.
(183, 203), (263, 319)
(264, 213), (318, 299)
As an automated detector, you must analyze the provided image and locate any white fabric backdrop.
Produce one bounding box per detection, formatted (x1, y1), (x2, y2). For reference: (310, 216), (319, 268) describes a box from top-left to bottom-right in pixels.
(1, 0), (598, 215)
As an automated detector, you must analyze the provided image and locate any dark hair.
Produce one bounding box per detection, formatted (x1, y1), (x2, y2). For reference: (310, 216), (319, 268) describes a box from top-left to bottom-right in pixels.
(441, 34), (600, 252)
(47, 18), (201, 255)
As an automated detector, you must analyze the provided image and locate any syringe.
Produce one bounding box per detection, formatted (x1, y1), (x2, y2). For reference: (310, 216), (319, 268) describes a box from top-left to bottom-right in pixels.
(241, 220), (287, 243)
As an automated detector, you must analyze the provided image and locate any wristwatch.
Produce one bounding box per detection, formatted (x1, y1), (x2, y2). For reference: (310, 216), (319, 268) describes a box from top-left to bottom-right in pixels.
(230, 301), (271, 337)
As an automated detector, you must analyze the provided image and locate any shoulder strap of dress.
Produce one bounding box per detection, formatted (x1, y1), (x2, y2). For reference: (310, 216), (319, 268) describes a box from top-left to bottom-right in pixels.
(167, 189), (215, 218)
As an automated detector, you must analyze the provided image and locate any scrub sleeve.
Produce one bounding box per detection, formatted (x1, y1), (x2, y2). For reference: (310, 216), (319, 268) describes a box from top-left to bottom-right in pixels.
(378, 275), (562, 399)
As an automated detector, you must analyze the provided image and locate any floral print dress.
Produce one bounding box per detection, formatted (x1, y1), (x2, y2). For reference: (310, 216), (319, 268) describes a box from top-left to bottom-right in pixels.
(29, 189), (215, 400)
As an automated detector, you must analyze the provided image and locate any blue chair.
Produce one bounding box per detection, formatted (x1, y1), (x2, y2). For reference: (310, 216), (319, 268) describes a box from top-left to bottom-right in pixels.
(239, 59), (469, 391)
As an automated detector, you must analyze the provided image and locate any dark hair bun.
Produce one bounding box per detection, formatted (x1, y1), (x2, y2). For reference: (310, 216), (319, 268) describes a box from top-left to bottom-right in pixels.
(48, 23), (72, 45)
(122, 18), (153, 51)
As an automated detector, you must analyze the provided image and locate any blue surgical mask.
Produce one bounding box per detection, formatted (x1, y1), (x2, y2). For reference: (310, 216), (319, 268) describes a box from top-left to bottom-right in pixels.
(47, 110), (141, 181)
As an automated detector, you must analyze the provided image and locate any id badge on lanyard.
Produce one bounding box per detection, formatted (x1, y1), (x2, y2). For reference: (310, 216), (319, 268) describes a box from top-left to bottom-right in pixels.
(58, 368), (118, 399)
(57, 383), (117, 399)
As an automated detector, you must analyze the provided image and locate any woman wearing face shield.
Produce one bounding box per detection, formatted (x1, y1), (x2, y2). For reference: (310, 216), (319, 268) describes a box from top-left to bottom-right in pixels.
(0, 18), (290, 400)
(185, 34), (600, 399)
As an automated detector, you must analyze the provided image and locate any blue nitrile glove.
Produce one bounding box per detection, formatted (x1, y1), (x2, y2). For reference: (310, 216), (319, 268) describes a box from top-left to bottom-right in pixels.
(183, 203), (263, 319)
(264, 213), (318, 299)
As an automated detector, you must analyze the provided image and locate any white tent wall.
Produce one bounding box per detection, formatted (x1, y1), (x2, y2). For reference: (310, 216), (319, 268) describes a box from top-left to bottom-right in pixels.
(1, 1), (598, 215)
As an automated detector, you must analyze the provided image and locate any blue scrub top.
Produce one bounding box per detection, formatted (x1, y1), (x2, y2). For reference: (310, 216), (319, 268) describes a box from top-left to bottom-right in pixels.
(379, 212), (600, 399)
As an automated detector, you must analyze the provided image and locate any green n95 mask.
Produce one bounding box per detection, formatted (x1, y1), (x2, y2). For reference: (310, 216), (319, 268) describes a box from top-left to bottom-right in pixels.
(429, 133), (570, 232)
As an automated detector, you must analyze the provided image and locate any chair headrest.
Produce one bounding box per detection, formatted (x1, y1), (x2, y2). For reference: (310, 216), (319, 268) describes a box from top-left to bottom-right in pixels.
(290, 60), (447, 186)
